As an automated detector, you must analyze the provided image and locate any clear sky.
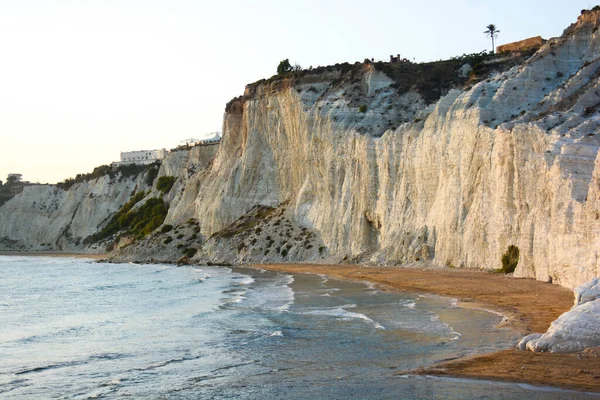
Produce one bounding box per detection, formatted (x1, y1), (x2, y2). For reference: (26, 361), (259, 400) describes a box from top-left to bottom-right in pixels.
(0, 0), (593, 183)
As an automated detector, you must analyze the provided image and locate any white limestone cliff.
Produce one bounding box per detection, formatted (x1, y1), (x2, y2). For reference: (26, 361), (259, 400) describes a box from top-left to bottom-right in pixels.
(0, 172), (147, 252)
(518, 277), (600, 352)
(125, 9), (600, 290)
(2, 10), (600, 296)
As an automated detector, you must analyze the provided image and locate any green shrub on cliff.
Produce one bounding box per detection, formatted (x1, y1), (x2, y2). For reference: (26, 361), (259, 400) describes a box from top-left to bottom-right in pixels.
(57, 163), (149, 190)
(277, 59), (293, 75)
(84, 191), (168, 243)
(500, 245), (519, 273)
(156, 176), (176, 195)
(145, 163), (160, 186)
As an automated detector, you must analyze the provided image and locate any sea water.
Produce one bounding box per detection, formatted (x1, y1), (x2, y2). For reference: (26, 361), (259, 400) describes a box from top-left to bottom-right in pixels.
(0, 256), (596, 399)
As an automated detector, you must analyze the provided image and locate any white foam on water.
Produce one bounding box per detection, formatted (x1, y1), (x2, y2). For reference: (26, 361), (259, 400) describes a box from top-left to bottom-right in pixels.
(399, 300), (416, 309)
(236, 273), (295, 312)
(299, 305), (384, 329)
(364, 281), (377, 290)
(269, 331), (283, 337)
(238, 276), (255, 285)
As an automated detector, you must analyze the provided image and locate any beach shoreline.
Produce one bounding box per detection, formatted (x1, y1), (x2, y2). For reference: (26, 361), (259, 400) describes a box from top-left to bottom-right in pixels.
(250, 263), (600, 393)
(0, 251), (108, 259)
(3, 253), (598, 392)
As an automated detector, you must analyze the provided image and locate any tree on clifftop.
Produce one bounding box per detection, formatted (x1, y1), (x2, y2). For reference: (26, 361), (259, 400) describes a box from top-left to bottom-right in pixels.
(277, 59), (293, 75)
(484, 24), (500, 53)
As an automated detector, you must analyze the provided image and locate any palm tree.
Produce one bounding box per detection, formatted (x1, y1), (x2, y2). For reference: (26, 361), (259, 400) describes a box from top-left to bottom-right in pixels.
(484, 24), (500, 53)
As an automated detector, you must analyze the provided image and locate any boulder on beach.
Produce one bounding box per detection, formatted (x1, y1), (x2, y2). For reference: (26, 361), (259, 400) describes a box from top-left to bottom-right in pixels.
(518, 277), (600, 353)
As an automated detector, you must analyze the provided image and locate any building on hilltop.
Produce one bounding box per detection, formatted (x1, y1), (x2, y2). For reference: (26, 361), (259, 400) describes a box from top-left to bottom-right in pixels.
(0, 174), (33, 205)
(196, 132), (221, 146)
(173, 133), (222, 152)
(112, 148), (168, 166)
(7, 173), (22, 183)
(497, 36), (546, 53)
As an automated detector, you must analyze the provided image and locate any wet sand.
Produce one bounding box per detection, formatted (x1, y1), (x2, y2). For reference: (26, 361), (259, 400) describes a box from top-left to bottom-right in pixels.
(252, 263), (600, 392)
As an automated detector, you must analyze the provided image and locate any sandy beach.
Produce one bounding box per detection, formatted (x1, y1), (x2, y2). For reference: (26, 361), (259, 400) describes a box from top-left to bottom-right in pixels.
(0, 251), (108, 259)
(252, 263), (600, 393)
(4, 253), (598, 391)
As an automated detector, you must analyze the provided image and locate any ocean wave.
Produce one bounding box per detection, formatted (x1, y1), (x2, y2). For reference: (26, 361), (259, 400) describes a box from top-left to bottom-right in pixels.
(233, 273), (295, 312)
(269, 331), (283, 337)
(15, 360), (82, 375)
(238, 276), (255, 285)
(15, 324), (91, 344)
(399, 300), (416, 309)
(364, 281), (377, 290)
(88, 353), (129, 362)
(88, 282), (137, 292)
(134, 355), (202, 372)
(299, 305), (382, 329)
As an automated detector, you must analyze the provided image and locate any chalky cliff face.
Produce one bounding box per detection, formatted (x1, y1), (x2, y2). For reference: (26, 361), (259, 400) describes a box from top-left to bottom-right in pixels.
(2, 11), (599, 290)
(0, 174), (146, 253)
(159, 10), (600, 289)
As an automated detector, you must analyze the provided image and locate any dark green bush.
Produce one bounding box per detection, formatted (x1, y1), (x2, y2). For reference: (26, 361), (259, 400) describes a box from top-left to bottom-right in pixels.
(156, 176), (176, 195)
(184, 248), (198, 258)
(145, 163), (160, 186)
(500, 245), (519, 273)
(277, 59), (293, 75)
(161, 224), (173, 233)
(359, 105), (367, 113)
(164, 237), (173, 244)
(85, 194), (168, 243)
(83, 191), (146, 244)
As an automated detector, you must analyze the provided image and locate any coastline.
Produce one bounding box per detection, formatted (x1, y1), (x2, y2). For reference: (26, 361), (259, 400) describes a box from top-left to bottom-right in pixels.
(251, 263), (600, 393)
(0, 251), (108, 259)
(4, 254), (598, 392)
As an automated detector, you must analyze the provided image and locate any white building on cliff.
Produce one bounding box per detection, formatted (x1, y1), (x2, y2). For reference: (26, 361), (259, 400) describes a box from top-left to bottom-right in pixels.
(112, 148), (168, 166)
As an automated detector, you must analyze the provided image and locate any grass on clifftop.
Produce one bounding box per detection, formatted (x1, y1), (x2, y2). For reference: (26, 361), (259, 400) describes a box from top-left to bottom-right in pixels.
(57, 163), (155, 190)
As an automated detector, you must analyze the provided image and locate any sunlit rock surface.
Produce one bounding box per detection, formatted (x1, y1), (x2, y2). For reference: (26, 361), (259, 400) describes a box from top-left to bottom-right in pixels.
(518, 277), (600, 353)
(2, 10), (600, 293)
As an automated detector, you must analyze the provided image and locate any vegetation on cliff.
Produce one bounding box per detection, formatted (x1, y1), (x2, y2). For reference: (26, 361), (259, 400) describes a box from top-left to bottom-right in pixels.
(156, 176), (176, 195)
(84, 190), (168, 244)
(56, 163), (153, 190)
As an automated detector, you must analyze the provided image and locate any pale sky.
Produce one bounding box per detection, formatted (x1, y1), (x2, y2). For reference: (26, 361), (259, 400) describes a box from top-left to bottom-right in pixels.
(0, 0), (593, 183)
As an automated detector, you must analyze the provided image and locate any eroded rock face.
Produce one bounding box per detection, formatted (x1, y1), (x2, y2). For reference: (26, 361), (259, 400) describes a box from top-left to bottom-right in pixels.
(134, 9), (600, 288)
(518, 278), (600, 353)
(0, 173), (147, 252)
(3, 10), (600, 292)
